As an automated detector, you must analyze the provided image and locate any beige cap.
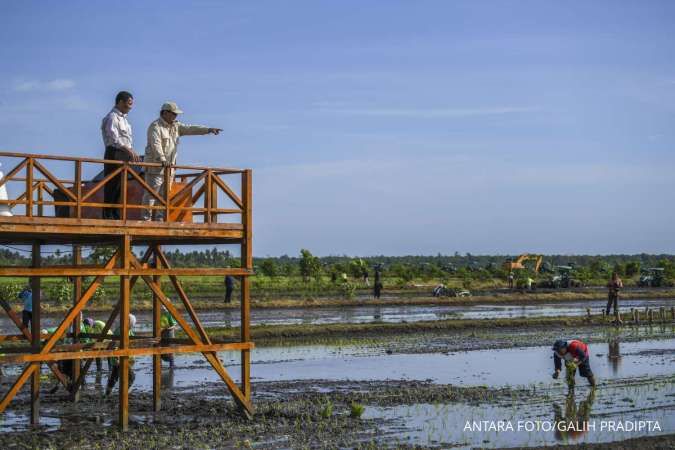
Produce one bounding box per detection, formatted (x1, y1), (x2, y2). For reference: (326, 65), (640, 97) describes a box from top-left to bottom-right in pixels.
(160, 101), (183, 114)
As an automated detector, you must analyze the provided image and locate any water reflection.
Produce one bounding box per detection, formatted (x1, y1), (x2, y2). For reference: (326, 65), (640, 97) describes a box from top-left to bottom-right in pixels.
(608, 340), (621, 375)
(161, 367), (175, 390)
(553, 388), (596, 442)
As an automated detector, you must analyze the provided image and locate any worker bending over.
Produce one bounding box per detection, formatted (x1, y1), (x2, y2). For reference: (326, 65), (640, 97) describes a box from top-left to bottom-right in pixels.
(160, 308), (178, 368)
(83, 318), (112, 371)
(552, 339), (596, 389)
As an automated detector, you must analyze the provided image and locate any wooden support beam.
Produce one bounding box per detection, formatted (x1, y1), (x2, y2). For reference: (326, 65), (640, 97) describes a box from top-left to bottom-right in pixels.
(129, 253), (253, 415)
(39, 251), (119, 356)
(154, 247), (211, 345)
(0, 342), (254, 364)
(69, 248), (153, 396)
(71, 244), (82, 402)
(30, 241), (40, 425)
(241, 169), (252, 400)
(0, 299), (69, 387)
(0, 267), (252, 277)
(119, 235), (131, 431)
(153, 248), (162, 412)
(0, 157), (28, 190)
(0, 364), (38, 413)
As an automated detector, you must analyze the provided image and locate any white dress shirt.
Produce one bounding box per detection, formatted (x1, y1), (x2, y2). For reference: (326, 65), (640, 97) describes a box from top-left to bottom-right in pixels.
(101, 107), (133, 149)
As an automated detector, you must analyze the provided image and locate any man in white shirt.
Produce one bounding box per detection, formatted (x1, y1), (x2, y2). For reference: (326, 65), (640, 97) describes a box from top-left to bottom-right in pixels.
(101, 91), (140, 220)
(142, 101), (221, 221)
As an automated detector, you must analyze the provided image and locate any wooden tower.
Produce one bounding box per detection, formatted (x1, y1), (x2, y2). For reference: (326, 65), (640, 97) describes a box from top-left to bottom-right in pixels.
(0, 151), (253, 430)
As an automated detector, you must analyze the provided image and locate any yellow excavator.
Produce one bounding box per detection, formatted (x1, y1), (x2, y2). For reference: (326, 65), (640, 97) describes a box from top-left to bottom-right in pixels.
(503, 253), (544, 273)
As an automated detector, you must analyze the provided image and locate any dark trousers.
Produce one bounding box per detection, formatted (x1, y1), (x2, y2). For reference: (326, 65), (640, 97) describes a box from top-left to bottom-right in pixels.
(160, 328), (175, 366)
(106, 361), (135, 393)
(103, 146), (131, 219)
(22, 310), (32, 329)
(374, 283), (382, 299)
(225, 286), (234, 303)
(606, 293), (618, 315)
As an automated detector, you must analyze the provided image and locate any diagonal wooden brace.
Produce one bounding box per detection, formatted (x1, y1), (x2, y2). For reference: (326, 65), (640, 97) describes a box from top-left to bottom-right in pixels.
(40, 251), (119, 356)
(0, 363), (38, 413)
(70, 247), (153, 394)
(129, 253), (253, 416)
(0, 298), (69, 388)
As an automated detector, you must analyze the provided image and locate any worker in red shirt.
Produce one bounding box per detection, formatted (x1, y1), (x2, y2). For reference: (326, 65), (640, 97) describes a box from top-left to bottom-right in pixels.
(552, 339), (596, 388)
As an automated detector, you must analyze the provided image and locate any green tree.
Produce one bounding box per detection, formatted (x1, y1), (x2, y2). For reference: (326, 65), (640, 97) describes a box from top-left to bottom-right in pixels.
(299, 249), (321, 282)
(348, 258), (367, 279)
(259, 259), (278, 278)
(625, 261), (640, 277)
(89, 246), (116, 264)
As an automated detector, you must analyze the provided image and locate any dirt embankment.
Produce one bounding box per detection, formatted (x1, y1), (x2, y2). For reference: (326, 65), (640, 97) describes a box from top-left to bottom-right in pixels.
(204, 313), (675, 345)
(33, 287), (675, 316)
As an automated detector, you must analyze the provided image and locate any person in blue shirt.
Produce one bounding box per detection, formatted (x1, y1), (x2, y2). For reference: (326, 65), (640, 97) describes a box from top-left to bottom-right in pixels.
(19, 286), (32, 329)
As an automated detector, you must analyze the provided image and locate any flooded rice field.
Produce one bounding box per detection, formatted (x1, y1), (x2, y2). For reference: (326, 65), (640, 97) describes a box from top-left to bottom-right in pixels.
(1, 321), (674, 448)
(1, 297), (671, 334)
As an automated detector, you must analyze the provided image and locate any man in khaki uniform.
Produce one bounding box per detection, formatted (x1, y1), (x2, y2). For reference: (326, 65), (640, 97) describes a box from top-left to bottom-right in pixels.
(142, 101), (222, 221)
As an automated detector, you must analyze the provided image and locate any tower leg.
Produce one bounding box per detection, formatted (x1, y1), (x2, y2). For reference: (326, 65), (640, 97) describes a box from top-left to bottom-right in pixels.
(119, 235), (131, 431)
(30, 241), (41, 426)
(153, 247), (162, 412)
(71, 244), (82, 402)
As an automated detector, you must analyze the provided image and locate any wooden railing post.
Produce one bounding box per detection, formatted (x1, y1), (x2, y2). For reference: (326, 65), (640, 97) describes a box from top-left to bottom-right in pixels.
(36, 182), (43, 217)
(163, 167), (170, 223)
(75, 160), (82, 219)
(121, 164), (128, 221)
(210, 173), (218, 223)
(205, 170), (212, 224)
(26, 158), (33, 217)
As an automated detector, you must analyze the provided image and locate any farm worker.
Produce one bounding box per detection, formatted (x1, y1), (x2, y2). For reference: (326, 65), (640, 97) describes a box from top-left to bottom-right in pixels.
(142, 102), (222, 221)
(507, 272), (514, 289)
(606, 272), (623, 320)
(83, 318), (112, 371)
(362, 267), (370, 286)
(373, 268), (383, 299)
(18, 286), (32, 330)
(552, 339), (596, 388)
(160, 308), (178, 368)
(432, 284), (445, 297)
(526, 277), (533, 290)
(101, 91), (140, 220)
(105, 314), (137, 396)
(224, 275), (235, 303)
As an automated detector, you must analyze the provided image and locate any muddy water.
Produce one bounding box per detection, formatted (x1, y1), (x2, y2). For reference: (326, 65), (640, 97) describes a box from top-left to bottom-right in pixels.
(1, 330), (674, 445)
(365, 378), (675, 448)
(2, 335), (666, 395)
(1, 297), (671, 333)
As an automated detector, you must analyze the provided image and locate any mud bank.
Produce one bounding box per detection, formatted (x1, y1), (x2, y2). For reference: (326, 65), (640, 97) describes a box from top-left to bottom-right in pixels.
(201, 313), (675, 345)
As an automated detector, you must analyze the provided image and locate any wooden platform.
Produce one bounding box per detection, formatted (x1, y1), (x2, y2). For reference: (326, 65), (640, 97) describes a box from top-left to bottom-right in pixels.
(0, 151), (254, 430)
(0, 215), (244, 245)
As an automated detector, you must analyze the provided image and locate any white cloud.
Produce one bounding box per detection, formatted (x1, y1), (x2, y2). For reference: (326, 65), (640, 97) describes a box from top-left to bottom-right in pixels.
(317, 105), (538, 118)
(14, 79), (76, 92)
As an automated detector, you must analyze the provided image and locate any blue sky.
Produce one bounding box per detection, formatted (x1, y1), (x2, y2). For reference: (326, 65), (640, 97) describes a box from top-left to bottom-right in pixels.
(1, 1), (674, 256)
